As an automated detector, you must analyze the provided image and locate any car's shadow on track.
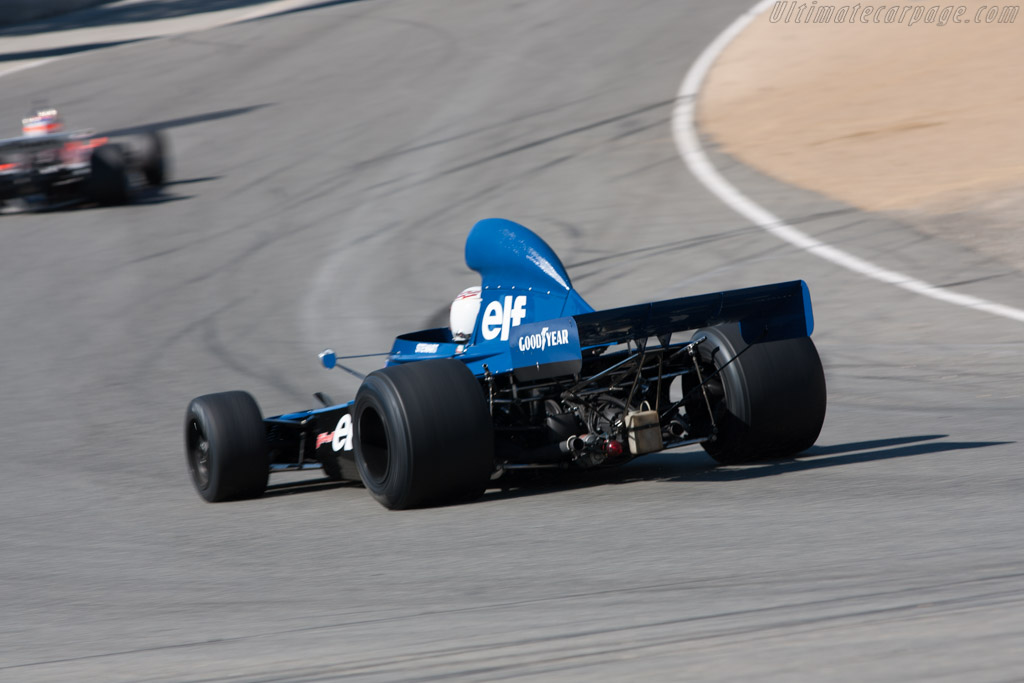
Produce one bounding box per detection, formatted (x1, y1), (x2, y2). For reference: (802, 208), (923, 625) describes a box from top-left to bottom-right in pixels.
(19, 177), (218, 212)
(251, 435), (1012, 503)
(101, 106), (271, 138)
(662, 435), (1013, 482)
(128, 176), (221, 205)
(263, 477), (360, 498)
(479, 434), (1013, 502)
(124, 190), (192, 206)
(0, 40), (143, 62)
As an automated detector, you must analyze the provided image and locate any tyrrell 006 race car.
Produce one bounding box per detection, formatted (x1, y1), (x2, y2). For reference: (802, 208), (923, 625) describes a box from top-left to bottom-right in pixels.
(0, 108), (167, 211)
(184, 219), (826, 509)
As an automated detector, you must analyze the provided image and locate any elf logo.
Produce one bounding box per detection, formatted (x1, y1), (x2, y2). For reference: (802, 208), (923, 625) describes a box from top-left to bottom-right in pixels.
(314, 413), (352, 452)
(480, 295), (527, 341)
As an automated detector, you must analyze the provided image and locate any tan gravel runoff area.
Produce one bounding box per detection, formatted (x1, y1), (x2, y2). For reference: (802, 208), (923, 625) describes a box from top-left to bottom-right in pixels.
(699, 1), (1024, 271)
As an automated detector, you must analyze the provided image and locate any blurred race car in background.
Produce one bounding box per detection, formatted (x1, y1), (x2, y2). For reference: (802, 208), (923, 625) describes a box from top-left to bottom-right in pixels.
(0, 107), (168, 211)
(184, 219), (827, 510)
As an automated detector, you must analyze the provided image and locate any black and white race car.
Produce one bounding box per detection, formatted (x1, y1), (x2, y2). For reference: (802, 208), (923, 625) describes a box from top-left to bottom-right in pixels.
(0, 108), (167, 210)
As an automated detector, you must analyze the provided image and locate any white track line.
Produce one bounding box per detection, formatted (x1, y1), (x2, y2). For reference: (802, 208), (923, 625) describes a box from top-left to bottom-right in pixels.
(672, 0), (1024, 324)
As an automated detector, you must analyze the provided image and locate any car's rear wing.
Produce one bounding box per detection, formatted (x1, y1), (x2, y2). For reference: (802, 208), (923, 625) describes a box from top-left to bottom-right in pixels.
(0, 132), (71, 153)
(505, 280), (813, 381)
(573, 280), (813, 348)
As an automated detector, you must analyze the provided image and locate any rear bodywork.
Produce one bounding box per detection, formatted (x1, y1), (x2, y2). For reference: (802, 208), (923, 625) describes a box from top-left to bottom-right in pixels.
(0, 132), (102, 207)
(264, 218), (814, 479)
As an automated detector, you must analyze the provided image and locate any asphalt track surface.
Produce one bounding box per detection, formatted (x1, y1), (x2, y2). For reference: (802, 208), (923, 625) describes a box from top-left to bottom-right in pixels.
(2, 1), (1022, 681)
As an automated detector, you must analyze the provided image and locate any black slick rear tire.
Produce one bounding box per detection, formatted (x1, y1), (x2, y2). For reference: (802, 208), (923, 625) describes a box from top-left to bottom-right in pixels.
(89, 144), (130, 205)
(139, 130), (167, 186)
(689, 324), (826, 465)
(353, 359), (494, 509)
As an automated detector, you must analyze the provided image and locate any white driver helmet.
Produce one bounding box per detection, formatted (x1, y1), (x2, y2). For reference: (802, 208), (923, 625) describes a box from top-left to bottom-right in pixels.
(449, 286), (482, 342)
(22, 108), (63, 137)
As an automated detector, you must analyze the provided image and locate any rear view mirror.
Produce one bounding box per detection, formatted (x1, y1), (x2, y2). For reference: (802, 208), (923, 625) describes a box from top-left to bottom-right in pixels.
(318, 349), (336, 370)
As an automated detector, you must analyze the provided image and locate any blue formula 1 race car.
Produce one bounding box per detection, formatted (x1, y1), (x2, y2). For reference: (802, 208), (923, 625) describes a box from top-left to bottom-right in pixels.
(184, 219), (826, 509)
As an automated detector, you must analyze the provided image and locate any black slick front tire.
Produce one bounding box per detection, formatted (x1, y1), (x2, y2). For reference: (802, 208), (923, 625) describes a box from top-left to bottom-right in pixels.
(185, 391), (269, 502)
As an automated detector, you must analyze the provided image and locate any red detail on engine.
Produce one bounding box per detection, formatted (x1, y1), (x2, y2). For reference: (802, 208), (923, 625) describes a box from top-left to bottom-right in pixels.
(604, 439), (624, 457)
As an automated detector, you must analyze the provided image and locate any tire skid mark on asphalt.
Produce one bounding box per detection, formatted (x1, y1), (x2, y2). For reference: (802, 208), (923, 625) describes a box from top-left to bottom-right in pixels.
(273, 590), (1024, 682)
(7, 568), (1024, 674)
(672, 0), (1024, 324)
(14, 589), (1024, 680)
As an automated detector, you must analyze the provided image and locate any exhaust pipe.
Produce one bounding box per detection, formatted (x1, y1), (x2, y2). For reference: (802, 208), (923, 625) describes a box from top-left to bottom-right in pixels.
(564, 435), (586, 454)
